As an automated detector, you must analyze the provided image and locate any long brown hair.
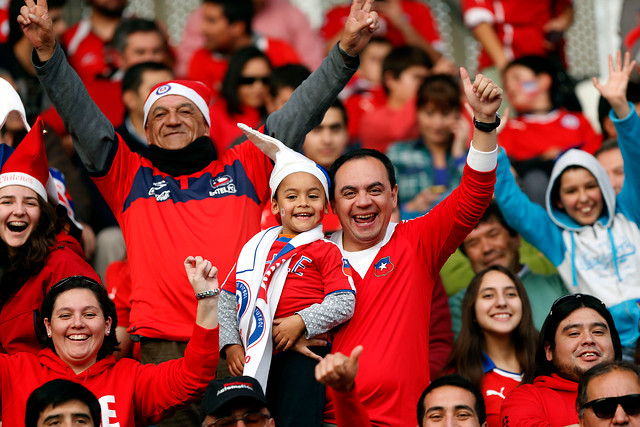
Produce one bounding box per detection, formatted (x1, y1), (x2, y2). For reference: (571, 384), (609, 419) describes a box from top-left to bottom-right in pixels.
(443, 265), (538, 388)
(0, 195), (62, 300)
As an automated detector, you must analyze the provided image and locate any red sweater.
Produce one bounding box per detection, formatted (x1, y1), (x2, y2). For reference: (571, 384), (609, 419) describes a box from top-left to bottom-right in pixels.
(0, 233), (100, 355)
(0, 325), (218, 426)
(500, 373), (579, 427)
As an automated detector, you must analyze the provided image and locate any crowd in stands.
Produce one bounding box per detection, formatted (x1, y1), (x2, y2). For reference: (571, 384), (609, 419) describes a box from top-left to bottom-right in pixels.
(2, 0), (640, 426)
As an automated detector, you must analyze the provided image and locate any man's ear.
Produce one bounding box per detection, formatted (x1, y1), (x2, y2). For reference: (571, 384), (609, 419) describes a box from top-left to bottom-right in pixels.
(122, 90), (137, 111)
(544, 342), (553, 362)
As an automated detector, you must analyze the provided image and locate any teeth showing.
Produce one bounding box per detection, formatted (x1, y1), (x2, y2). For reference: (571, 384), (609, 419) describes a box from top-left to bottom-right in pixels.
(492, 314), (511, 319)
(7, 221), (28, 232)
(581, 352), (597, 357)
(68, 335), (89, 341)
(580, 207), (593, 213)
(354, 214), (375, 223)
(294, 213), (311, 218)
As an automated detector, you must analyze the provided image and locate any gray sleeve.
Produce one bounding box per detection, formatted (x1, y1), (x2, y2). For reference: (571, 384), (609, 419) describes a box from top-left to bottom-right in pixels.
(218, 290), (242, 355)
(33, 43), (116, 173)
(297, 291), (355, 338)
(264, 43), (359, 151)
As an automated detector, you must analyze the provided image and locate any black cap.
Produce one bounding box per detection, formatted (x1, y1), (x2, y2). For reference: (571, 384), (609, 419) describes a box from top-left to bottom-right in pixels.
(201, 376), (268, 419)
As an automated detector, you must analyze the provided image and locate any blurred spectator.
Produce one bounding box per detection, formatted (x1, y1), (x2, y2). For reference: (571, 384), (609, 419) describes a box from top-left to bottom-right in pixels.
(186, 0), (299, 97)
(26, 380), (101, 427)
(595, 139), (624, 196)
(359, 45), (431, 151)
(266, 63), (310, 113)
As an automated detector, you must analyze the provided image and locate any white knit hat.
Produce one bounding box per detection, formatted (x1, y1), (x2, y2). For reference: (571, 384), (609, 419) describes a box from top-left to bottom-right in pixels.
(237, 123), (330, 200)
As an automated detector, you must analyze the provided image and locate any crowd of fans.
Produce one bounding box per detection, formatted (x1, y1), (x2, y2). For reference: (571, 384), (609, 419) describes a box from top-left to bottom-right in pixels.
(1, 0), (640, 426)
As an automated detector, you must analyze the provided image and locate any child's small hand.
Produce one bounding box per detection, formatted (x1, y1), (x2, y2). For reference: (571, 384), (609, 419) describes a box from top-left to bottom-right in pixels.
(272, 314), (306, 351)
(225, 344), (245, 376)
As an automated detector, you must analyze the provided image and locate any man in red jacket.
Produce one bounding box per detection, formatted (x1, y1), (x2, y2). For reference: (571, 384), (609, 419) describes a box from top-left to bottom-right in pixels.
(500, 294), (622, 427)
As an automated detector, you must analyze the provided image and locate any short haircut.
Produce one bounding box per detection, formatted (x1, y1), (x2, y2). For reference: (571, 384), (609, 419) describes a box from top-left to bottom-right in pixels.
(328, 149), (396, 201)
(328, 98), (348, 127)
(25, 379), (101, 427)
(268, 64), (310, 98)
(526, 293), (622, 383)
(598, 81), (640, 139)
(417, 374), (486, 427)
(121, 61), (173, 94)
(417, 74), (461, 112)
(595, 138), (620, 158)
(381, 46), (432, 94)
(203, 0), (253, 34)
(112, 18), (162, 54)
(577, 360), (640, 417)
(459, 201), (518, 256)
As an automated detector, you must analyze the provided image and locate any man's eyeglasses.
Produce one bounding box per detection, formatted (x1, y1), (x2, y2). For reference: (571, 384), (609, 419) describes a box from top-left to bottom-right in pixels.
(582, 394), (640, 419)
(205, 411), (271, 427)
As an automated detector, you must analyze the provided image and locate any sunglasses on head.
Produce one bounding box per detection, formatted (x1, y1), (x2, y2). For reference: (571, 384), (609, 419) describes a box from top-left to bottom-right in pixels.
(582, 394), (640, 418)
(549, 293), (605, 315)
(238, 76), (270, 86)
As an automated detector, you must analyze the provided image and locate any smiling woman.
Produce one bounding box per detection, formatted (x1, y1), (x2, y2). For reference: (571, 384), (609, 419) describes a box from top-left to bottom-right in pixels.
(0, 118), (101, 356)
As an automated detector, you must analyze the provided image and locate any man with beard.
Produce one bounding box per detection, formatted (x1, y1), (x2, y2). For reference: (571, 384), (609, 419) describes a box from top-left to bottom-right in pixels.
(500, 294), (622, 427)
(61, 0), (127, 80)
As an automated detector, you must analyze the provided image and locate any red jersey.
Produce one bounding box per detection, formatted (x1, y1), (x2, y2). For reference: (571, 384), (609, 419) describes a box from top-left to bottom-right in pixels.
(359, 99), (418, 152)
(62, 19), (117, 79)
(462, 0), (572, 70)
(0, 234), (100, 355)
(481, 361), (522, 427)
(498, 109), (601, 161)
(500, 373), (578, 427)
(326, 164), (495, 426)
(209, 99), (263, 153)
(93, 135), (272, 341)
(0, 325), (218, 426)
(321, 1), (442, 49)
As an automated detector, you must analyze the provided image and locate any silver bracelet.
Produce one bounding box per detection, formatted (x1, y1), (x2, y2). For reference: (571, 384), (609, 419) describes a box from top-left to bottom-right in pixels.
(195, 289), (220, 300)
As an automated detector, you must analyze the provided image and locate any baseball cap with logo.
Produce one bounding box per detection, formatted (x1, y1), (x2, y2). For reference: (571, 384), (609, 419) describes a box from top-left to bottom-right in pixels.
(200, 376), (268, 419)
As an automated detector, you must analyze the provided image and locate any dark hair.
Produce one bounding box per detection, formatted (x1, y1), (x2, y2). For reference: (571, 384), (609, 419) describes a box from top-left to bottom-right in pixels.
(0, 195), (62, 300)
(328, 149), (396, 201)
(381, 46), (432, 94)
(121, 61), (173, 94)
(39, 276), (119, 360)
(203, 0), (253, 34)
(526, 293), (622, 383)
(459, 201), (518, 256)
(577, 360), (640, 417)
(221, 46), (272, 116)
(112, 18), (162, 54)
(328, 98), (348, 127)
(8, 0), (66, 46)
(598, 81), (640, 139)
(595, 138), (620, 158)
(25, 379), (101, 427)
(417, 374), (486, 426)
(443, 265), (538, 388)
(417, 74), (461, 112)
(268, 64), (310, 99)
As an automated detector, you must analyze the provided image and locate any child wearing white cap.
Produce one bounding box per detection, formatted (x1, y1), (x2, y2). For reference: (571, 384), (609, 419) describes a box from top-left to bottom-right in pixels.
(214, 124), (356, 427)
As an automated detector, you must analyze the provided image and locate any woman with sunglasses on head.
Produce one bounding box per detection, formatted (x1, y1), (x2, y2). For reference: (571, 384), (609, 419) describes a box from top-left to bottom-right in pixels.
(0, 254), (219, 426)
(443, 265), (538, 427)
(209, 47), (273, 152)
(0, 114), (100, 357)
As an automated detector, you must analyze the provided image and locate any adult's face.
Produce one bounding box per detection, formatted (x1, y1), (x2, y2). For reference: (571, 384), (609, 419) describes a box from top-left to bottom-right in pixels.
(461, 218), (521, 273)
(332, 156), (397, 251)
(596, 148), (624, 196)
(0, 185), (42, 250)
(203, 408), (274, 427)
(421, 385), (485, 427)
(126, 69), (174, 118)
(44, 288), (112, 374)
(580, 369), (640, 427)
(303, 107), (349, 170)
(88, 0), (126, 18)
(237, 57), (271, 109)
(474, 270), (523, 338)
(120, 31), (166, 69)
(545, 307), (615, 382)
(145, 95), (209, 149)
(201, 3), (234, 53)
(37, 400), (95, 427)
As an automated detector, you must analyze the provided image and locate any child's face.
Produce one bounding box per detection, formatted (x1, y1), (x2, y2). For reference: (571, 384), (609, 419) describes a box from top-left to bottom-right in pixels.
(555, 167), (604, 226)
(417, 103), (459, 145)
(386, 65), (429, 104)
(503, 65), (543, 113)
(359, 41), (392, 84)
(272, 172), (328, 235)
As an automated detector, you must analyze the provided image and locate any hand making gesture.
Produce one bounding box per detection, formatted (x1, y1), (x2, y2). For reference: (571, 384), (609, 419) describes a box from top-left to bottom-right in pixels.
(460, 67), (503, 152)
(17, 0), (56, 61)
(338, 0), (380, 56)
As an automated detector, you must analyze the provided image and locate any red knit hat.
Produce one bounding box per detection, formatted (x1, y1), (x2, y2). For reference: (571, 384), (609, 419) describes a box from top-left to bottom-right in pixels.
(143, 80), (212, 127)
(0, 118), (57, 203)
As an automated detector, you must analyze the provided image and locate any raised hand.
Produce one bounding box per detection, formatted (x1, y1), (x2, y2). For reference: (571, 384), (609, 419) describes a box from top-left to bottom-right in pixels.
(338, 0), (380, 56)
(17, 0), (56, 61)
(593, 50), (636, 119)
(460, 67), (503, 123)
(315, 345), (363, 392)
(184, 255), (219, 295)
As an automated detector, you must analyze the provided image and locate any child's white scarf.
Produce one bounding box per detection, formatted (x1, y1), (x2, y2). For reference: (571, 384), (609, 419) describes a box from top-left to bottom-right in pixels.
(236, 224), (324, 391)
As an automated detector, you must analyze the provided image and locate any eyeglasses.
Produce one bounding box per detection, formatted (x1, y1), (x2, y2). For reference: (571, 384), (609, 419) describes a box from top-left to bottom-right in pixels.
(238, 76), (270, 86)
(205, 412), (271, 427)
(582, 394), (640, 418)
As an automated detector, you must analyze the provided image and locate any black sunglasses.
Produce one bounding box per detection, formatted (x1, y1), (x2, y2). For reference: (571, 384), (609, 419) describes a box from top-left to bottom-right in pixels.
(582, 394), (640, 418)
(238, 76), (270, 86)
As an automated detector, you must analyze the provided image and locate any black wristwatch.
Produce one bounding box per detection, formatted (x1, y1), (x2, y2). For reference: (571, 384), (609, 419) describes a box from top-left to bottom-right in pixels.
(473, 113), (501, 132)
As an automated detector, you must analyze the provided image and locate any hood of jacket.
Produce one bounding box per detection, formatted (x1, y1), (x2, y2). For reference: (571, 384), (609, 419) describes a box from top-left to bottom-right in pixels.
(533, 373), (578, 392)
(545, 149), (616, 231)
(38, 347), (117, 380)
